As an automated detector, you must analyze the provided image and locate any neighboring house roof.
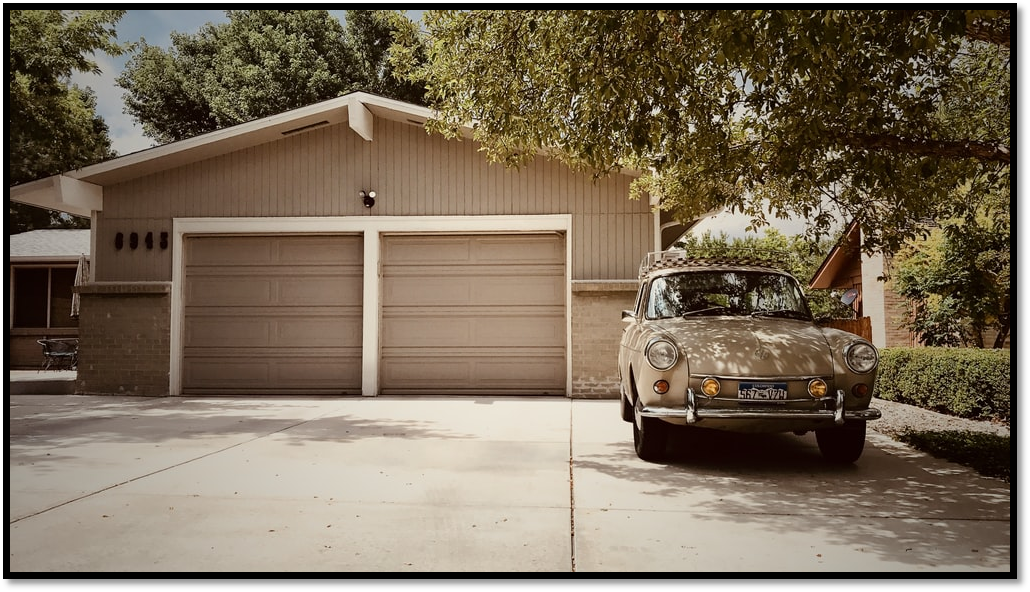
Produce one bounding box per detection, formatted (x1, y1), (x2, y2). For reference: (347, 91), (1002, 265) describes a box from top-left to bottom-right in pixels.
(809, 220), (861, 289)
(9, 229), (90, 263)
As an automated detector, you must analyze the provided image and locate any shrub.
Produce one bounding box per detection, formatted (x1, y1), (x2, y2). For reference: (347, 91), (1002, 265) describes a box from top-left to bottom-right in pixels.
(876, 347), (1010, 422)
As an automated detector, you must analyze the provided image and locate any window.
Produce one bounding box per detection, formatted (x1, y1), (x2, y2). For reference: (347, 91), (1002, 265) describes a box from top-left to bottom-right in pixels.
(12, 267), (79, 329)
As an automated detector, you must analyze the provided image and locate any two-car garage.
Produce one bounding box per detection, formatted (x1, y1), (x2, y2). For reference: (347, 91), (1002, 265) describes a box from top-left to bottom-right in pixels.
(180, 230), (566, 396)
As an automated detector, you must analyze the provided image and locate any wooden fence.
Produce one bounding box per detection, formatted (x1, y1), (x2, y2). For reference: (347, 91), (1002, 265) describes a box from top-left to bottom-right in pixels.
(818, 317), (873, 341)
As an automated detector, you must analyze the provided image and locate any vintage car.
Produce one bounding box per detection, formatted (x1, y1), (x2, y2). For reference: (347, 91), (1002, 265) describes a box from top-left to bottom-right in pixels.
(619, 250), (881, 463)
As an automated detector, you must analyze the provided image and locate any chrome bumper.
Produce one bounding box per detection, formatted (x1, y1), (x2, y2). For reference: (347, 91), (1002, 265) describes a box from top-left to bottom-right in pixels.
(640, 389), (881, 426)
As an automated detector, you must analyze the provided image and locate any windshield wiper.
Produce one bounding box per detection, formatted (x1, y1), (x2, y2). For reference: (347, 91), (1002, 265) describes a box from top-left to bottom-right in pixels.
(750, 309), (809, 320)
(682, 306), (731, 317)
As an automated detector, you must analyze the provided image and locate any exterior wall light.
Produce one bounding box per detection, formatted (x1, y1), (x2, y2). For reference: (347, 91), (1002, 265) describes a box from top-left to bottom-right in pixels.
(360, 190), (377, 208)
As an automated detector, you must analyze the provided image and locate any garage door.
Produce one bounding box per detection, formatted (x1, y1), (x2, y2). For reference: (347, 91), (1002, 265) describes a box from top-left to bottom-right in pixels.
(182, 235), (362, 394)
(380, 234), (566, 395)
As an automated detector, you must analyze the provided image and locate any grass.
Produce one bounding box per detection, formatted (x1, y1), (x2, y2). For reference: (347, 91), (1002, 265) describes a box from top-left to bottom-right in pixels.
(896, 429), (1011, 482)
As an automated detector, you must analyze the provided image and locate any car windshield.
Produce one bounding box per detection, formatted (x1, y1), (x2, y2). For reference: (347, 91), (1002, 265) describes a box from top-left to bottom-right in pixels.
(645, 270), (812, 321)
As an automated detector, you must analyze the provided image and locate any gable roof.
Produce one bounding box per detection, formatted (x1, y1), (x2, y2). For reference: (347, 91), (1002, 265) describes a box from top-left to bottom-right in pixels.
(10, 91), (663, 235)
(9, 229), (90, 262)
(8, 92), (434, 217)
(808, 220), (861, 289)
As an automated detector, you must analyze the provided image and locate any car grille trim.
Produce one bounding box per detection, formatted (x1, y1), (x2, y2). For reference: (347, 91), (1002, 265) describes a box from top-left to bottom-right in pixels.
(658, 388), (883, 425)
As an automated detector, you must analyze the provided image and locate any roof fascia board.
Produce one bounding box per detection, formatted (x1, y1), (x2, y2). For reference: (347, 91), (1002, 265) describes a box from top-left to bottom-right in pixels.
(10, 256), (83, 264)
(8, 175), (101, 217)
(58, 92), (442, 186)
(809, 220), (860, 289)
(65, 94), (361, 184)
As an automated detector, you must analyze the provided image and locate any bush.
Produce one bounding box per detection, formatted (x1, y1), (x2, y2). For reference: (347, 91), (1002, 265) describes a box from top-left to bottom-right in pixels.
(876, 347), (1010, 423)
(897, 430), (1010, 482)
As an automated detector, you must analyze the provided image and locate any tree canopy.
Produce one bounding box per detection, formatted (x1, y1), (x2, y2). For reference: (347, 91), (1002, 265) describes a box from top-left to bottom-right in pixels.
(8, 9), (128, 233)
(892, 191), (1010, 348)
(117, 9), (426, 145)
(392, 9), (1010, 255)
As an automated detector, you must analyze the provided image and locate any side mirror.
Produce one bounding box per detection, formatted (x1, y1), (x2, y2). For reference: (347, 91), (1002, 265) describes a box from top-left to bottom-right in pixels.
(622, 310), (635, 321)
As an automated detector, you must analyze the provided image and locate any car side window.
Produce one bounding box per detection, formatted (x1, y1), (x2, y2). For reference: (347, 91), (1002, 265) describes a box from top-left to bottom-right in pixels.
(645, 278), (676, 319)
(633, 280), (648, 318)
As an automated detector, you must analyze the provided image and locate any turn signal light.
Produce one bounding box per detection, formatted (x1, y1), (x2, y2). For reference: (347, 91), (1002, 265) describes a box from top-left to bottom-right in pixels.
(808, 378), (828, 398)
(700, 377), (720, 397)
(852, 383), (870, 398)
(653, 380), (670, 395)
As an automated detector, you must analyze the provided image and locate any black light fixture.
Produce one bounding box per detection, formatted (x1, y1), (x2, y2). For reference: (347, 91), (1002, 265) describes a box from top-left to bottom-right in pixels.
(360, 190), (377, 208)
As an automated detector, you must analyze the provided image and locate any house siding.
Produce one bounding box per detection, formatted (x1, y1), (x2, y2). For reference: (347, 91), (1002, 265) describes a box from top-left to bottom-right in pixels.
(96, 120), (652, 283)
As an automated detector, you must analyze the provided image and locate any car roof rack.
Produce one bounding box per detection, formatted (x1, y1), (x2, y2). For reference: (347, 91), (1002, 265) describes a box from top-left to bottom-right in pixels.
(639, 249), (791, 277)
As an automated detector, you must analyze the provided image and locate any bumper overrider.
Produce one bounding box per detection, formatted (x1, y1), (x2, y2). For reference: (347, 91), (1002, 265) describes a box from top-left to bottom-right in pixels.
(640, 389), (882, 426)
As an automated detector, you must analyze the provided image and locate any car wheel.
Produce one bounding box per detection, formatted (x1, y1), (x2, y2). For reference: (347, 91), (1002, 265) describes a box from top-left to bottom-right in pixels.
(633, 410), (669, 462)
(816, 420), (866, 463)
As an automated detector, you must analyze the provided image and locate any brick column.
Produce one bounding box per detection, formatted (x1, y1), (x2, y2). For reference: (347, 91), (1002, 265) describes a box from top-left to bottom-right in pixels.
(570, 280), (638, 398)
(74, 282), (171, 396)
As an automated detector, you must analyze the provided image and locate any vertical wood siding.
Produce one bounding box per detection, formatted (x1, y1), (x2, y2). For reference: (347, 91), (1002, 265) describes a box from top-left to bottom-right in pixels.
(98, 119), (653, 282)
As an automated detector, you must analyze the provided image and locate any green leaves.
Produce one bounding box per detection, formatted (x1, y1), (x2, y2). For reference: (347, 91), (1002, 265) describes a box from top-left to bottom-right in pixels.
(8, 12), (120, 180)
(410, 9), (1009, 256)
(892, 203), (1010, 348)
(118, 10), (426, 144)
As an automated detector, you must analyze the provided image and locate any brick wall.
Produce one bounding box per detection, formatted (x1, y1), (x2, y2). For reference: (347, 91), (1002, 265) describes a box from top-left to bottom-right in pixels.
(571, 281), (638, 398)
(74, 283), (171, 396)
(882, 281), (918, 348)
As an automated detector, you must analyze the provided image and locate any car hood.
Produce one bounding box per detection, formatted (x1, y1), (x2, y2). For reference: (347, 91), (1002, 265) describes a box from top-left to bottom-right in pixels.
(650, 317), (834, 377)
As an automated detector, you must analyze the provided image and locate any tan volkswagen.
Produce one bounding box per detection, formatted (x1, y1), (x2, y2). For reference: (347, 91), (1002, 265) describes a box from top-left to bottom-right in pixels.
(619, 251), (881, 463)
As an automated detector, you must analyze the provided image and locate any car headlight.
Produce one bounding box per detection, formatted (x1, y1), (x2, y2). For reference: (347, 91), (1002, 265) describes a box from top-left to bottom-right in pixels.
(844, 341), (878, 374)
(645, 338), (679, 371)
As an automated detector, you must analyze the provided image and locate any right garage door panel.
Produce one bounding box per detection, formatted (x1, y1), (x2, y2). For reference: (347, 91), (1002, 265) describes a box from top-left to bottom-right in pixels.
(380, 234), (566, 395)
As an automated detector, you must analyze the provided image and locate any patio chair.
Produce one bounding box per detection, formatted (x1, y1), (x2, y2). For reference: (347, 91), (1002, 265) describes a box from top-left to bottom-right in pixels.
(37, 338), (78, 372)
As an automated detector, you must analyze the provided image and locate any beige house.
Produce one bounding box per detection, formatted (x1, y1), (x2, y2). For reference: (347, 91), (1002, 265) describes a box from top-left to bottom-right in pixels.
(10, 92), (687, 397)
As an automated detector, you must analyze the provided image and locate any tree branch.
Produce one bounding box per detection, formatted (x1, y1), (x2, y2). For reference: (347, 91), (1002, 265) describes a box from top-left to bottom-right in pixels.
(843, 132), (1010, 164)
(967, 18), (1010, 48)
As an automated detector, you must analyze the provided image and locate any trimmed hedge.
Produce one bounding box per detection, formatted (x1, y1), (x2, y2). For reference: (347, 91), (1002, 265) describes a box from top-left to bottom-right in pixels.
(875, 347), (1010, 423)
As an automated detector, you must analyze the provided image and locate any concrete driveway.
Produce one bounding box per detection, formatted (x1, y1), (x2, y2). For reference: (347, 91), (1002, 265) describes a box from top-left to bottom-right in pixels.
(7, 393), (1011, 574)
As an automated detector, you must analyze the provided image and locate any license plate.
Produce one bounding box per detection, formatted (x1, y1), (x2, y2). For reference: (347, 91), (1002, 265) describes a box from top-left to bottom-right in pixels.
(738, 382), (788, 401)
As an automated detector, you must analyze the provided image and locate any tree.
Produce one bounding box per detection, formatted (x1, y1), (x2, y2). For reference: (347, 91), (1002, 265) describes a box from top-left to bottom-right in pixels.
(392, 9), (1010, 255)
(887, 34), (1010, 349)
(892, 197), (1010, 348)
(345, 10), (426, 105)
(8, 9), (127, 233)
(118, 10), (427, 144)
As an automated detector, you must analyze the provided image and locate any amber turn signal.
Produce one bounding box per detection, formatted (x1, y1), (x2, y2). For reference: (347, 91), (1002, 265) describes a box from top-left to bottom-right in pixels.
(653, 380), (670, 395)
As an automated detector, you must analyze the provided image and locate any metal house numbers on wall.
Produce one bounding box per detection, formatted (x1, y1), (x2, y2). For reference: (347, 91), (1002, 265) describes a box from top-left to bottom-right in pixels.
(115, 231), (169, 251)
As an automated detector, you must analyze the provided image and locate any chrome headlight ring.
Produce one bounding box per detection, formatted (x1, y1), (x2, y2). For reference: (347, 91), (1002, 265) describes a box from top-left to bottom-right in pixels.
(645, 338), (679, 371)
(844, 341), (878, 374)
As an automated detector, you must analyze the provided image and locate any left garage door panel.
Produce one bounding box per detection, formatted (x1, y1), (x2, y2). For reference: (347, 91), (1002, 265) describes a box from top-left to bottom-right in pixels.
(182, 235), (362, 394)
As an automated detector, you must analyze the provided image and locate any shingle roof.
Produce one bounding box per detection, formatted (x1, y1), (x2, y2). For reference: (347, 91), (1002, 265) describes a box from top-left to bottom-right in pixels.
(9, 229), (90, 261)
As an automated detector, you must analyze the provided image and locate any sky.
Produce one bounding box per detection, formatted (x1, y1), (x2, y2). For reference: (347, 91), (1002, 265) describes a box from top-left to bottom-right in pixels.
(72, 8), (975, 241)
(72, 9), (346, 156)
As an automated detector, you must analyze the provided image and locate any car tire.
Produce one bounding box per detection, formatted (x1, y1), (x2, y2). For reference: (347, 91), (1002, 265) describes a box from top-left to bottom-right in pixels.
(633, 414), (669, 462)
(816, 420), (866, 463)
